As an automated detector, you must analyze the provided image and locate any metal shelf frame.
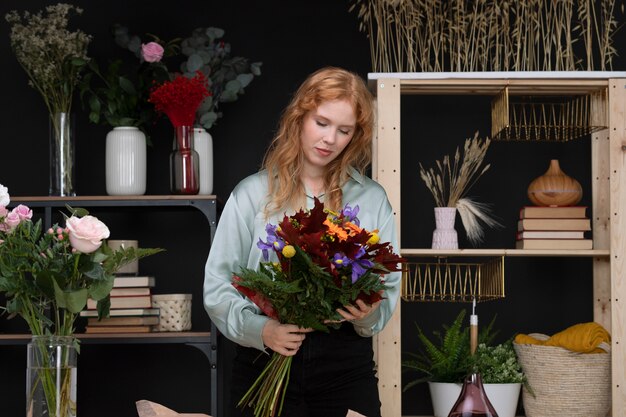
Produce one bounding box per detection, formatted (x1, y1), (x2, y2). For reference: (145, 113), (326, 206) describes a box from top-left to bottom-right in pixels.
(2, 195), (220, 417)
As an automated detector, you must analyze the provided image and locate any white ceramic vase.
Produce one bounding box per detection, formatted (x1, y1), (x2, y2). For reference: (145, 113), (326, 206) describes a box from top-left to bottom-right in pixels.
(428, 381), (521, 417)
(105, 127), (147, 195)
(193, 127), (214, 195)
(432, 207), (458, 249)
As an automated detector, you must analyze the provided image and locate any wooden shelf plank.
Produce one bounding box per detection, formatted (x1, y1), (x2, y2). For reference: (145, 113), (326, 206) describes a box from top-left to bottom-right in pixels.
(401, 248), (610, 257)
(0, 331), (211, 345)
(10, 195), (217, 201)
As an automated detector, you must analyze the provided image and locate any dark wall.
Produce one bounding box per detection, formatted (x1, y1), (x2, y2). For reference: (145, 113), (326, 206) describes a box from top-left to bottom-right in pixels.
(1, 1), (624, 416)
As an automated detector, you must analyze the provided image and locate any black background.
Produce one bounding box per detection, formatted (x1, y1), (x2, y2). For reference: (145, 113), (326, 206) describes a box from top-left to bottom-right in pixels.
(0, 1), (624, 416)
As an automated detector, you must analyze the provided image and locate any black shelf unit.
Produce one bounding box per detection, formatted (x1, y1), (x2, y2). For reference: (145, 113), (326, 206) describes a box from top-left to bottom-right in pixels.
(2, 195), (220, 417)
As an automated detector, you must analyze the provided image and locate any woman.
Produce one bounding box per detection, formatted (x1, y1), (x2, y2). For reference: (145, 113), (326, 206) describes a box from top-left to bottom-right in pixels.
(203, 67), (401, 417)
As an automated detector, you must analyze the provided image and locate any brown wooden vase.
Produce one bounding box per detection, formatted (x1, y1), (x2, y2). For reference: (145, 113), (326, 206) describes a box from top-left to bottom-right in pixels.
(527, 159), (583, 206)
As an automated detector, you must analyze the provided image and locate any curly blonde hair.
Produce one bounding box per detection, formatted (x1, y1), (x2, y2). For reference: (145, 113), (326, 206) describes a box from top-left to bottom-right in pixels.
(262, 67), (374, 214)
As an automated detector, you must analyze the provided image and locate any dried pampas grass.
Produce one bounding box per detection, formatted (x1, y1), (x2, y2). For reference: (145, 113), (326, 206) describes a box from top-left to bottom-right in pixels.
(419, 132), (500, 246)
(348, 0), (623, 72)
(456, 197), (503, 246)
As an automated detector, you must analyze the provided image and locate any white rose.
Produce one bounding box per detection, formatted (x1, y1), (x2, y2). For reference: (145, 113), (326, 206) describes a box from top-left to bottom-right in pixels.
(66, 215), (110, 254)
(0, 184), (9, 207)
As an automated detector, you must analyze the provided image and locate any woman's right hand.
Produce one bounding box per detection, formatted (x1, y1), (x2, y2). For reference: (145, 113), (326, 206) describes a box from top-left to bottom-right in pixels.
(261, 319), (313, 356)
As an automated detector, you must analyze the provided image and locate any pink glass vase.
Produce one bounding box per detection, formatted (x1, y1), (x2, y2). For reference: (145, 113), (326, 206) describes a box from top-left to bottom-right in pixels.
(447, 373), (498, 417)
(170, 125), (199, 195)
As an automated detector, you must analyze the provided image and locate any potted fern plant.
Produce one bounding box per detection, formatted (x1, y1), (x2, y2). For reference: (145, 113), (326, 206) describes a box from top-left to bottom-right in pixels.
(403, 309), (526, 417)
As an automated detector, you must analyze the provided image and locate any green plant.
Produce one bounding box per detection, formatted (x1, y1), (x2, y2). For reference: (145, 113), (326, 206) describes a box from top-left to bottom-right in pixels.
(471, 340), (525, 384)
(0, 184), (163, 337)
(80, 28), (177, 132)
(402, 309), (498, 391)
(80, 59), (164, 129)
(179, 27), (262, 129)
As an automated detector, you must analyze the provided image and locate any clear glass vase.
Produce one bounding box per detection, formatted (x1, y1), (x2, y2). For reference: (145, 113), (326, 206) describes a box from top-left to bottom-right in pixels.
(49, 112), (75, 196)
(447, 373), (498, 417)
(26, 335), (77, 417)
(170, 125), (199, 194)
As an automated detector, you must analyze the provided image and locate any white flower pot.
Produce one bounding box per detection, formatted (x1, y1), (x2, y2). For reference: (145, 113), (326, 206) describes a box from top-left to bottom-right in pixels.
(428, 381), (521, 417)
(105, 127), (147, 195)
(193, 127), (213, 195)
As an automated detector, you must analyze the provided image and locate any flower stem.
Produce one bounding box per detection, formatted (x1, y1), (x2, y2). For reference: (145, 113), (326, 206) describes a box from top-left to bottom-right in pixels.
(237, 353), (293, 417)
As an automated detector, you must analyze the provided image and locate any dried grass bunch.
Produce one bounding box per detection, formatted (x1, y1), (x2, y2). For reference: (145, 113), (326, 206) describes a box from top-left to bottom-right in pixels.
(419, 132), (501, 245)
(349, 0), (623, 72)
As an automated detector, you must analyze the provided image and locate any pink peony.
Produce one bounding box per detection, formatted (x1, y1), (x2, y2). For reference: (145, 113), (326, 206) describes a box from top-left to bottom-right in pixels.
(141, 42), (164, 63)
(11, 204), (32, 221)
(66, 215), (110, 254)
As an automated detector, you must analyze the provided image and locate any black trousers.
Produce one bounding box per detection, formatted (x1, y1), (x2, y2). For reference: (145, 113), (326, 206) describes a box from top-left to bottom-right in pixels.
(229, 322), (382, 417)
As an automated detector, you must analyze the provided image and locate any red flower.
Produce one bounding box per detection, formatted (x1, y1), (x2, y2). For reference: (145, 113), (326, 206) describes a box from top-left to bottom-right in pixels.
(148, 71), (210, 127)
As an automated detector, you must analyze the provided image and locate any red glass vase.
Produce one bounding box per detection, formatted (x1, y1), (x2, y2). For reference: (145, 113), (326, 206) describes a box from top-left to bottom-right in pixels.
(170, 125), (199, 194)
(447, 373), (498, 417)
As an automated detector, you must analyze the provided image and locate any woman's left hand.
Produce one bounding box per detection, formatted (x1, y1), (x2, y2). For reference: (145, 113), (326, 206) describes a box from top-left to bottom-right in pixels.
(336, 291), (383, 322)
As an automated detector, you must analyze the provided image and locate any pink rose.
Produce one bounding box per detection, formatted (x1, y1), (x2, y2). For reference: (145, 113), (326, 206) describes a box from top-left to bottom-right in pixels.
(66, 215), (110, 254)
(0, 206), (8, 218)
(11, 204), (32, 220)
(4, 211), (21, 232)
(141, 42), (164, 63)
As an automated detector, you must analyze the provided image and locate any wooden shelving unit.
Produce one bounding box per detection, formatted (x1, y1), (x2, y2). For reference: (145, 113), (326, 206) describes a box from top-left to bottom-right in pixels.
(369, 72), (626, 417)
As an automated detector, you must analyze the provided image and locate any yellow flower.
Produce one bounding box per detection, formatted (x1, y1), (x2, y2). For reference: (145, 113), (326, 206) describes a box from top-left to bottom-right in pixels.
(282, 245), (296, 258)
(367, 232), (380, 246)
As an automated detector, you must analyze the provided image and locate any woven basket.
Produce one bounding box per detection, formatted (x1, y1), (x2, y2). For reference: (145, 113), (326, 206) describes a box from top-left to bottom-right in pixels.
(151, 294), (192, 332)
(513, 333), (611, 417)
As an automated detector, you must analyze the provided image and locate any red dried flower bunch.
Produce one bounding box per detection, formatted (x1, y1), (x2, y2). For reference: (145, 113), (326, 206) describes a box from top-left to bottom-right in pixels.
(148, 71), (210, 127)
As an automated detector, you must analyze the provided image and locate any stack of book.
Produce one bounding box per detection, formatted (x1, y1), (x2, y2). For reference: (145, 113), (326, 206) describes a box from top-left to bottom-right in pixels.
(515, 206), (592, 249)
(80, 276), (159, 333)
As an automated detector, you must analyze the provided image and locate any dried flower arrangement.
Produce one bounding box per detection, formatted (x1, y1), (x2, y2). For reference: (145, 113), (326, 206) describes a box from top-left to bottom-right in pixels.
(5, 3), (91, 116)
(349, 0), (623, 72)
(419, 132), (501, 245)
(148, 71), (210, 127)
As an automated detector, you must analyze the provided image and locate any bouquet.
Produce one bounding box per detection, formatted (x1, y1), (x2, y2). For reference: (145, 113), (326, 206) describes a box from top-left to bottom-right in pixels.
(0, 184), (163, 336)
(0, 183), (163, 417)
(233, 198), (404, 417)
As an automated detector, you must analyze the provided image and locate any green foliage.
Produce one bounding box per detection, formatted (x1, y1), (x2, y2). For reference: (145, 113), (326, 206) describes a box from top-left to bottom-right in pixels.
(0, 205), (163, 336)
(402, 309), (505, 392)
(79, 57), (170, 135)
(470, 340), (525, 384)
(179, 27), (262, 130)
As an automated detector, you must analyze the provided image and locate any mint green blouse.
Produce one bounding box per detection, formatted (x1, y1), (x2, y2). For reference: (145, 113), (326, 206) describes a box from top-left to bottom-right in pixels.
(202, 169), (401, 351)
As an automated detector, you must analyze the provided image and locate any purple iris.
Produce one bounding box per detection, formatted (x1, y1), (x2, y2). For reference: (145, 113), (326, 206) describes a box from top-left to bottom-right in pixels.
(256, 223), (283, 261)
(350, 246), (373, 283)
(332, 252), (351, 267)
(341, 204), (360, 226)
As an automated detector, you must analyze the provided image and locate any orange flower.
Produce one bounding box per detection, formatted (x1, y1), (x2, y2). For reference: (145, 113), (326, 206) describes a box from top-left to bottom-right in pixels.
(324, 219), (348, 241)
(345, 221), (363, 236)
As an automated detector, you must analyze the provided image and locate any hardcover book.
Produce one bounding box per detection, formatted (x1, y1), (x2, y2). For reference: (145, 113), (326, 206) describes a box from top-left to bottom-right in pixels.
(79, 308), (160, 318)
(515, 239), (593, 250)
(84, 325), (153, 334)
(113, 276), (155, 288)
(87, 316), (159, 326)
(517, 218), (591, 231)
(87, 295), (152, 310)
(516, 230), (586, 239)
(519, 206), (588, 219)
(110, 287), (151, 297)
